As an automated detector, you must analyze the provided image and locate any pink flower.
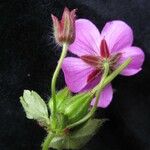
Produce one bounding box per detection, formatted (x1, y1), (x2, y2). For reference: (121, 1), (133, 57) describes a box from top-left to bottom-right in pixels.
(51, 7), (76, 45)
(62, 19), (145, 108)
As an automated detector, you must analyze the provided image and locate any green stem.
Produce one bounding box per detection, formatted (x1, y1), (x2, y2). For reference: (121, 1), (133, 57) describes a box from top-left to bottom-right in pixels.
(66, 58), (131, 129)
(66, 62), (109, 129)
(51, 43), (68, 117)
(42, 133), (55, 150)
(91, 62), (109, 111)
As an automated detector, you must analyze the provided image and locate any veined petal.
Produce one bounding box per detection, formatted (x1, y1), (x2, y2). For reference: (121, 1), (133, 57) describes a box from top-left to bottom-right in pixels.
(116, 46), (145, 76)
(69, 19), (102, 56)
(91, 84), (113, 108)
(62, 57), (94, 92)
(101, 20), (133, 53)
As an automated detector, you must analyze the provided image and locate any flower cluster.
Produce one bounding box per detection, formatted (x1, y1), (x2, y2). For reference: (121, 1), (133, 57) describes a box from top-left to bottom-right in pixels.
(20, 7), (145, 150)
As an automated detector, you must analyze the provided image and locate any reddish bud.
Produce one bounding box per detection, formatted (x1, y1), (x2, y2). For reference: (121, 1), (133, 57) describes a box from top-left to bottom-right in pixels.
(51, 7), (76, 45)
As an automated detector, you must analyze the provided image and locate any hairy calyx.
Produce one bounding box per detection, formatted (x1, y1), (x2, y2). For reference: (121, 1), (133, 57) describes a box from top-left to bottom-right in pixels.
(81, 39), (122, 82)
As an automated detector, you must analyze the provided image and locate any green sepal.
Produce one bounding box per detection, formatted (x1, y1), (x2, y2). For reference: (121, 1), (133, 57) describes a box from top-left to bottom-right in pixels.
(59, 92), (89, 111)
(49, 119), (106, 149)
(48, 87), (71, 114)
(63, 92), (93, 124)
(20, 90), (50, 127)
(50, 113), (69, 131)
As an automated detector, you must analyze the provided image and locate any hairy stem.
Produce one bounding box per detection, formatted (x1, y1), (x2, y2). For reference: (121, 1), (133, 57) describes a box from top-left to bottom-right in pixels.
(42, 133), (55, 150)
(90, 62), (109, 112)
(51, 43), (68, 118)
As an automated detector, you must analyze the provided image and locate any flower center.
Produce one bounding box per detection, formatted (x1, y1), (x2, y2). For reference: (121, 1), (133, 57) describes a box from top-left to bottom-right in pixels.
(80, 39), (122, 83)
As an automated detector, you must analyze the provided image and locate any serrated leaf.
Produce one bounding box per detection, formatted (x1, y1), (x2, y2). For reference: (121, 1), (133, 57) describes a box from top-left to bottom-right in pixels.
(49, 119), (106, 149)
(20, 90), (50, 126)
(48, 87), (71, 114)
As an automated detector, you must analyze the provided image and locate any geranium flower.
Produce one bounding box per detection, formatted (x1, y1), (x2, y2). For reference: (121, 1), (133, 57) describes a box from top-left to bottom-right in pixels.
(62, 19), (144, 108)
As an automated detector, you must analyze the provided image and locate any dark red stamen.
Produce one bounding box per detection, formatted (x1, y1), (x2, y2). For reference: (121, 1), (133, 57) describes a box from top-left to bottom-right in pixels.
(100, 39), (110, 58)
(87, 69), (101, 82)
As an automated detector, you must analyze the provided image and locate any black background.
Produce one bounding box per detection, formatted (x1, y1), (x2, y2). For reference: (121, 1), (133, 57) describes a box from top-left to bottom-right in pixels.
(0, 0), (150, 150)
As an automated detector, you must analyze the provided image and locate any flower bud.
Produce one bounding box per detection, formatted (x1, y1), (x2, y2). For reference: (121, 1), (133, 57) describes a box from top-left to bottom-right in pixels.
(51, 7), (76, 45)
(63, 92), (93, 124)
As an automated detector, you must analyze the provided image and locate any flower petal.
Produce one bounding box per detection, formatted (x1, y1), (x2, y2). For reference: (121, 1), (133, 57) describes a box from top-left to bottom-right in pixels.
(117, 46), (145, 76)
(62, 57), (94, 92)
(81, 76), (101, 92)
(69, 19), (102, 56)
(101, 20), (133, 52)
(91, 84), (113, 108)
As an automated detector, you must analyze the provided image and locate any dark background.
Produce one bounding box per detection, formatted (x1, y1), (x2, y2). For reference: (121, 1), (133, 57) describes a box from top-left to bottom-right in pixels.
(0, 0), (150, 149)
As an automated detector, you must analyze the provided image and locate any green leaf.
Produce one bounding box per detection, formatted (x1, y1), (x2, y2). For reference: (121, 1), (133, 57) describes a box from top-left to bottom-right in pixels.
(48, 87), (71, 114)
(49, 119), (106, 149)
(20, 90), (50, 126)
